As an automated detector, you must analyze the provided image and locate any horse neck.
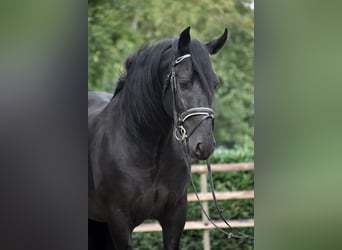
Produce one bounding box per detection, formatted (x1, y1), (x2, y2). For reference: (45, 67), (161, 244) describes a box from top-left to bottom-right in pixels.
(106, 93), (174, 148)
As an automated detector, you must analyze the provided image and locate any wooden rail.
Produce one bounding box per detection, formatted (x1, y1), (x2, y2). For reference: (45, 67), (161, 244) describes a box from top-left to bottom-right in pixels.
(134, 219), (254, 232)
(190, 163), (254, 173)
(133, 163), (254, 249)
(187, 190), (254, 201)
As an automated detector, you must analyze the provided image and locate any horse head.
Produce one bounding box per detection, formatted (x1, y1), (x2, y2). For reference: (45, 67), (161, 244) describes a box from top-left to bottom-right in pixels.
(161, 27), (228, 160)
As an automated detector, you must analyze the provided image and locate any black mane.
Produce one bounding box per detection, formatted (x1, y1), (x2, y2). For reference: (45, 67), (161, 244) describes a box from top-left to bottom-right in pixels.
(113, 39), (215, 139)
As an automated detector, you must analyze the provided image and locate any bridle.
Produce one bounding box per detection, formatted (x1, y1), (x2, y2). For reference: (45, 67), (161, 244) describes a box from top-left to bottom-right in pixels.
(167, 53), (214, 143)
(166, 52), (254, 240)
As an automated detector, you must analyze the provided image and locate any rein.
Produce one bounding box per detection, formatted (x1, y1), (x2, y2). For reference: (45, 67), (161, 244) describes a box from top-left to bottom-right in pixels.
(168, 53), (254, 240)
(192, 160), (255, 240)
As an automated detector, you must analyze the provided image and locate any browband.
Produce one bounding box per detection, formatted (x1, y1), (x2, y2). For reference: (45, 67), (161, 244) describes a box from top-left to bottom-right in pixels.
(174, 54), (191, 65)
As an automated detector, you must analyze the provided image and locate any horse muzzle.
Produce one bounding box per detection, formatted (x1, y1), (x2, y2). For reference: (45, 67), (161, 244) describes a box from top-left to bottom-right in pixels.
(189, 133), (215, 160)
(185, 117), (216, 160)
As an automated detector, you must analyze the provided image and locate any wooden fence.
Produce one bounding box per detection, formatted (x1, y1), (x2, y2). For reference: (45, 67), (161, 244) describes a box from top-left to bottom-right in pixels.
(133, 163), (254, 250)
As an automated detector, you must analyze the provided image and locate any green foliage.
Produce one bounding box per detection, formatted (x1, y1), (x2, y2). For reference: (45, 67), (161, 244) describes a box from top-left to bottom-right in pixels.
(132, 148), (254, 249)
(88, 0), (254, 148)
(206, 146), (254, 164)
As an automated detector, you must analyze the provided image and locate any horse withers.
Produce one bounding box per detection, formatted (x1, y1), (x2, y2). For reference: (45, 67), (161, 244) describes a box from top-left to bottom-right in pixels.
(88, 27), (228, 250)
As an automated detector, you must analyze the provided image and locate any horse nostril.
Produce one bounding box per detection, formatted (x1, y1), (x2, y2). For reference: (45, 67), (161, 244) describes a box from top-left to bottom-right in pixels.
(195, 143), (204, 156)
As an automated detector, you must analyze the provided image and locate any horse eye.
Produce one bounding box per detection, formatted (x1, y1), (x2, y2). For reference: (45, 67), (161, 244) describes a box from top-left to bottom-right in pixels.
(179, 80), (189, 89)
(179, 82), (189, 89)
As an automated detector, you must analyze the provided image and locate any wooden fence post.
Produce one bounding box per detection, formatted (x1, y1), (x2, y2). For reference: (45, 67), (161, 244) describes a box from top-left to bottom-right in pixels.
(200, 172), (210, 250)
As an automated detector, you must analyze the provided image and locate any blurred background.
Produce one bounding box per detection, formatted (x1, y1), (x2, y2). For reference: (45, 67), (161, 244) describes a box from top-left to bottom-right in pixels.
(1, 1), (342, 249)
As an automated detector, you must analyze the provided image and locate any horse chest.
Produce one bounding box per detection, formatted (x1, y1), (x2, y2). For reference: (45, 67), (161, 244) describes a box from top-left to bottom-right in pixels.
(131, 184), (179, 219)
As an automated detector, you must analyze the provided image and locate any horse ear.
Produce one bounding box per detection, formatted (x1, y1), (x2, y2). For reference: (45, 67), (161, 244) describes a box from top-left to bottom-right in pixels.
(178, 26), (191, 54)
(206, 28), (228, 55)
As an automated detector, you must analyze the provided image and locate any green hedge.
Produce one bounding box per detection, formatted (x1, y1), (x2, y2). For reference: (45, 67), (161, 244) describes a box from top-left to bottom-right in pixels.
(132, 147), (254, 249)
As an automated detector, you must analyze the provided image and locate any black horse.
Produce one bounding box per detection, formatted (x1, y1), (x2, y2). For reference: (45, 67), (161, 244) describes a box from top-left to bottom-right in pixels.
(88, 27), (228, 250)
